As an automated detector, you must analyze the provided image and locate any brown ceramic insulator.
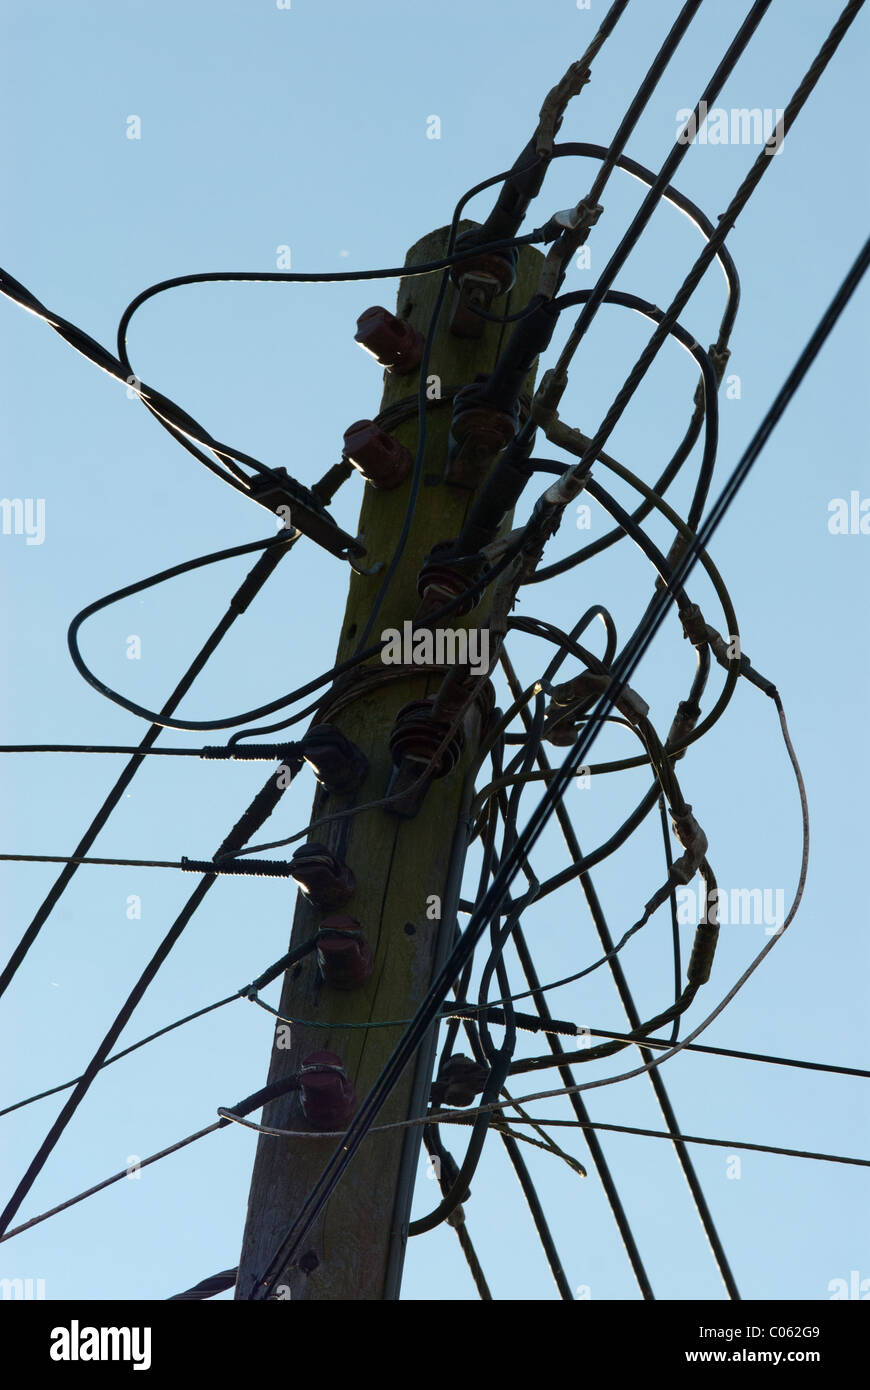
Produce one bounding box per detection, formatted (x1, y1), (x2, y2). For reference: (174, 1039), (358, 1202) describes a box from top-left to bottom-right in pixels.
(388, 698), (464, 779)
(431, 1054), (491, 1107)
(301, 724), (369, 793)
(316, 915), (373, 991)
(289, 843), (356, 911)
(416, 540), (479, 620)
(445, 382), (517, 488)
(385, 697), (466, 818)
(354, 306), (424, 374)
(298, 1051), (357, 1130)
(342, 419), (412, 490)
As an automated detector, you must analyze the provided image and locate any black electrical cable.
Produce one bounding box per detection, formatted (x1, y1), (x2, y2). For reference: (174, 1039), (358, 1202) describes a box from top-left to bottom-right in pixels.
(348, 637), (672, 1241)
(451, 733), (652, 1281)
(432, 1115), (870, 1170)
(436, 763), (580, 1299)
(0, 276), (359, 557)
(511, 607), (619, 669)
(468, 137), (739, 341)
(113, 234), (546, 368)
(168, 1269), (238, 1302)
(544, 0), (774, 404)
(67, 505), (528, 739)
(498, 1130), (576, 1301)
(7, 1101), (862, 1251)
(489, 915), (656, 1299)
(0, 853), (199, 870)
(567, 0), (705, 238)
(0, 942), (319, 1125)
(538, 0), (864, 527)
(476, 0), (771, 461)
(0, 533), (297, 1004)
(469, 645), (657, 1297)
(485, 0), (773, 502)
(65, 532), (380, 732)
(0, 758), (301, 1238)
(0, 995), (237, 1120)
(554, 141), (740, 338)
(453, 285), (718, 559)
(564, 1031), (870, 1080)
(4, 232), (563, 580)
(494, 675), (736, 1296)
(551, 290), (719, 533)
(459, 0), (710, 417)
(0, 744), (218, 757)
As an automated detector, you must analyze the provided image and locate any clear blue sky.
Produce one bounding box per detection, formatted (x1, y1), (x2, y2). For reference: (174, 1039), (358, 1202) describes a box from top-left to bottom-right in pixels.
(0, 0), (867, 1302)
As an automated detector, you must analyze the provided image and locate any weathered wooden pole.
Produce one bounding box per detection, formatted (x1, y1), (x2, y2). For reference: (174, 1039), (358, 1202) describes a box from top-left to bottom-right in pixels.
(235, 224), (542, 1300)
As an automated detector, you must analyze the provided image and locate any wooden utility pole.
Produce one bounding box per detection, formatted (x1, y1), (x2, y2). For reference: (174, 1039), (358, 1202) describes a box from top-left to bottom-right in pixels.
(235, 224), (542, 1301)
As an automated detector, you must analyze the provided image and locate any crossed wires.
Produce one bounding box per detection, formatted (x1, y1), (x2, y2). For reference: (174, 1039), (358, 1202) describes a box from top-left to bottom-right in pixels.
(0, 0), (866, 1303)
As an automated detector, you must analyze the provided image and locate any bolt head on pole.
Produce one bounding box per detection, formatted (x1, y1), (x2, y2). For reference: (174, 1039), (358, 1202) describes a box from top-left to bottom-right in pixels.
(448, 247), (518, 339)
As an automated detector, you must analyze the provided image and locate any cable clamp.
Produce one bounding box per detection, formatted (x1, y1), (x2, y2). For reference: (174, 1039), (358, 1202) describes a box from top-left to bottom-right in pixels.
(247, 468), (365, 561)
(679, 602), (709, 647)
(665, 698), (701, 757)
(546, 672), (649, 734)
(651, 536), (689, 595)
(530, 368), (568, 429)
(535, 60), (592, 157)
(547, 199), (603, 237)
(537, 199), (602, 298)
(540, 466), (587, 510)
(667, 804), (708, 885)
(702, 625), (779, 698)
(710, 343), (731, 384)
